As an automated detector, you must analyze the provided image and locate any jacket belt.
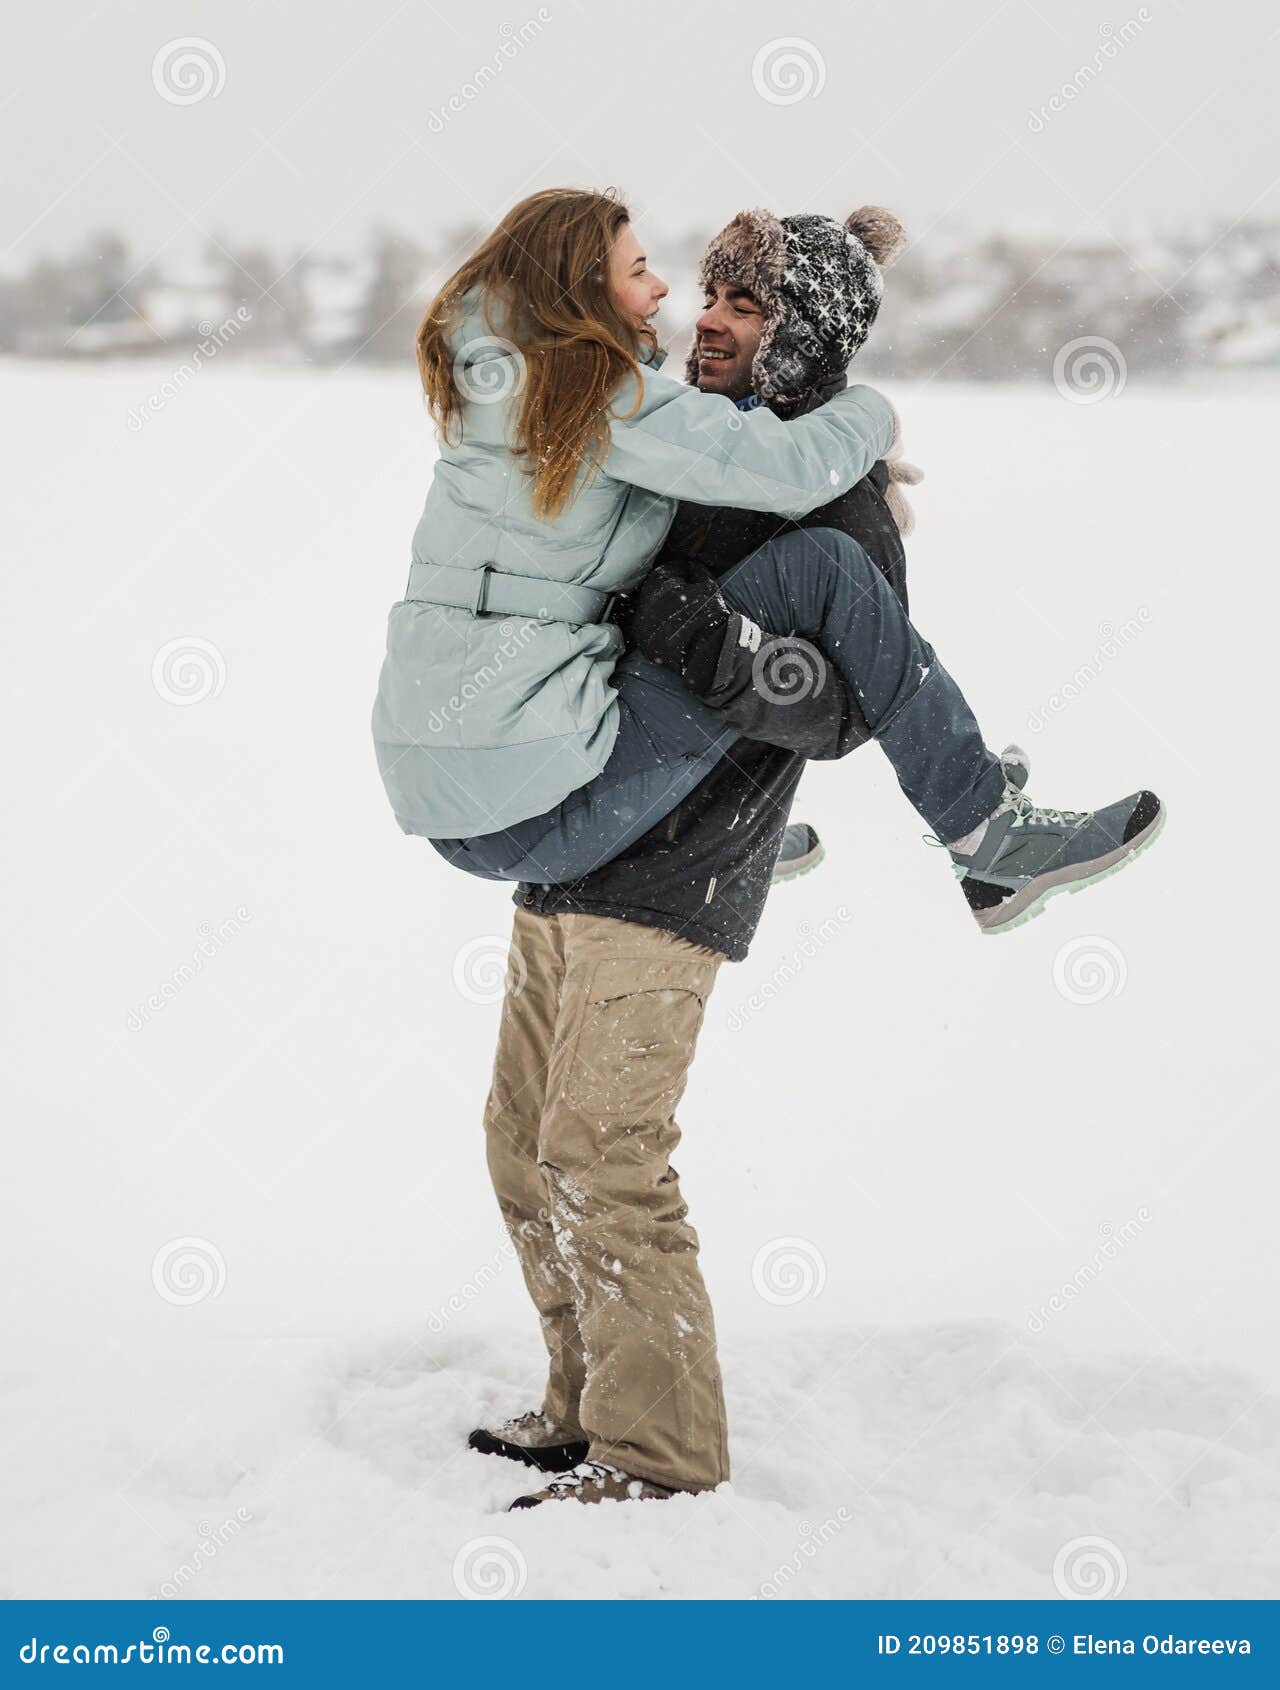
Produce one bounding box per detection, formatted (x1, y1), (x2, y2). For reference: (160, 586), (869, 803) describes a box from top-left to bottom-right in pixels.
(404, 561), (615, 624)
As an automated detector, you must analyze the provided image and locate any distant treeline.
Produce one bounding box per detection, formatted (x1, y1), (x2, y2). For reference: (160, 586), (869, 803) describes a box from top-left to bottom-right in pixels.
(5, 220), (1279, 379)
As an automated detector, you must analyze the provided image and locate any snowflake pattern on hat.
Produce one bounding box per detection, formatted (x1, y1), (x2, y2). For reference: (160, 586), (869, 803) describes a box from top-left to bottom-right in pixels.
(687, 205), (899, 414)
(766, 215), (886, 406)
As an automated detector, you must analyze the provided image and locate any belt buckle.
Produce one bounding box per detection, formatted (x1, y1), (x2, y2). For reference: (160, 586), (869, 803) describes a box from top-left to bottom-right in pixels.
(473, 565), (494, 616)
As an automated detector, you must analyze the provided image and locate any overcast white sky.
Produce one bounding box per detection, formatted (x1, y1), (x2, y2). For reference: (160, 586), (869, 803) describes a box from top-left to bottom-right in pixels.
(5, 0), (1279, 268)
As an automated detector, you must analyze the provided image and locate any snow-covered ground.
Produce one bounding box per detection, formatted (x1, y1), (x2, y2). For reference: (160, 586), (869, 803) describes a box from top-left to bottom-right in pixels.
(2, 360), (1277, 1600)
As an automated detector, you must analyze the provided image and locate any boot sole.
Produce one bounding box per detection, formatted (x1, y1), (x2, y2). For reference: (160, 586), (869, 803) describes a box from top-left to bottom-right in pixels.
(771, 841), (826, 885)
(467, 1428), (589, 1473)
(974, 804), (1167, 935)
(508, 1485), (677, 1511)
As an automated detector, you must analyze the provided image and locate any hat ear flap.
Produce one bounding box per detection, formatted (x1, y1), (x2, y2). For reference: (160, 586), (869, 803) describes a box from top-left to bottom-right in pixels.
(845, 206), (907, 268)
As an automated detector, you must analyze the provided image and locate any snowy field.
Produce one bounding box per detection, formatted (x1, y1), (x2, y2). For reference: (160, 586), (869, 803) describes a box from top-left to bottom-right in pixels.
(2, 360), (1277, 1601)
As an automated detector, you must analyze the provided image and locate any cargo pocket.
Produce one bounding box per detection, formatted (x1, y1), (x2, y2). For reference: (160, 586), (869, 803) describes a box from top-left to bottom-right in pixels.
(561, 956), (715, 1122)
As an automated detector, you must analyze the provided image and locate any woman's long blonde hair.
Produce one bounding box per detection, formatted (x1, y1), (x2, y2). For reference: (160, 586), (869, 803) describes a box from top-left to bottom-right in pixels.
(417, 188), (647, 520)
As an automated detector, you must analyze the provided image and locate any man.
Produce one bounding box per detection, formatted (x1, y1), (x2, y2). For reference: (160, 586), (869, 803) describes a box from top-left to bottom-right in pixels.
(470, 206), (918, 1507)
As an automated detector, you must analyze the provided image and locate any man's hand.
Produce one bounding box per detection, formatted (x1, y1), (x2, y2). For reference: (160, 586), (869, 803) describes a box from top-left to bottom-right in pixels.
(630, 559), (736, 695)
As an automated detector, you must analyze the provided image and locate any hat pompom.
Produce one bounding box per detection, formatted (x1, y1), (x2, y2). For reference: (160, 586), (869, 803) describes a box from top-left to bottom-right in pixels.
(844, 205), (907, 269)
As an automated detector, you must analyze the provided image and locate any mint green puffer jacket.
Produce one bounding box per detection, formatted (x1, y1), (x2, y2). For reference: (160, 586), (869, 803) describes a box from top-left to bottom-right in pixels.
(371, 292), (895, 839)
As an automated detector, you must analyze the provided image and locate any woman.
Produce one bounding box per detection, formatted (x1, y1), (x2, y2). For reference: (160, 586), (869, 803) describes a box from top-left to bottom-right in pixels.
(372, 188), (1163, 935)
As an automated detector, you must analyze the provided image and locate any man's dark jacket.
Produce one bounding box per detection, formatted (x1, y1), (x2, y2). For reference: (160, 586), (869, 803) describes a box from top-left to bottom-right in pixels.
(515, 381), (909, 961)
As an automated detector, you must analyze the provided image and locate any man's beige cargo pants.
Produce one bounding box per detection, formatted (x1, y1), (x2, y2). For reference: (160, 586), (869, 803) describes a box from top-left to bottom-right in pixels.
(483, 907), (729, 1491)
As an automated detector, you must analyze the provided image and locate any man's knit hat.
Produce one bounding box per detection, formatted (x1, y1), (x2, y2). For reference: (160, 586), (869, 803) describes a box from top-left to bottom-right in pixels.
(686, 206), (906, 411)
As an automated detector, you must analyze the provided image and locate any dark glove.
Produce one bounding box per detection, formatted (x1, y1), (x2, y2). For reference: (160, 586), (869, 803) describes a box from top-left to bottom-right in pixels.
(630, 559), (735, 696)
(632, 556), (875, 756)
